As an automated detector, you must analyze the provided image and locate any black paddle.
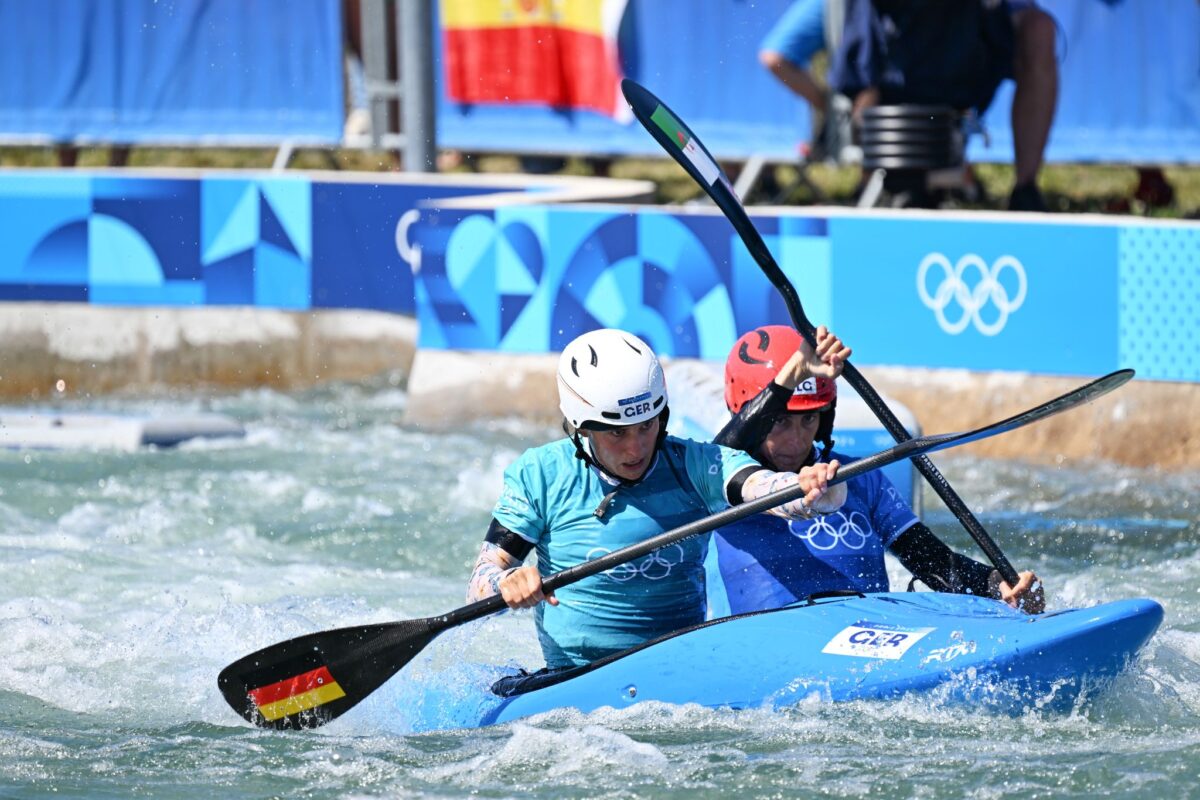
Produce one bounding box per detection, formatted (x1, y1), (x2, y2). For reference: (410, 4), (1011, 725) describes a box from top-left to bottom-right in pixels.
(219, 368), (1132, 730)
(620, 78), (1022, 586)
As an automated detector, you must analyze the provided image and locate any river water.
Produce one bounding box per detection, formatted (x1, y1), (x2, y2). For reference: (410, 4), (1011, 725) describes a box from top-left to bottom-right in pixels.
(2, 378), (1198, 799)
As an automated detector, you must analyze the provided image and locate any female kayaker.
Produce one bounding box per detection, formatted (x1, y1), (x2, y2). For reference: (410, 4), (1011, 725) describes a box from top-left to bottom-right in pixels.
(713, 324), (1045, 614)
(467, 327), (846, 669)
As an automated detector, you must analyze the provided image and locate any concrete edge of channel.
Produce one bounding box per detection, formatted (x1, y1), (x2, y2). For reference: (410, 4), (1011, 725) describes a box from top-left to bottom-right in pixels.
(1, 305), (1192, 470)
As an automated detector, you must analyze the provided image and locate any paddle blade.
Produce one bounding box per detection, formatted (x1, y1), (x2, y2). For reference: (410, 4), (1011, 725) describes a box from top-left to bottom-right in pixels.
(622, 79), (778, 267)
(218, 619), (439, 730)
(622, 79), (732, 194)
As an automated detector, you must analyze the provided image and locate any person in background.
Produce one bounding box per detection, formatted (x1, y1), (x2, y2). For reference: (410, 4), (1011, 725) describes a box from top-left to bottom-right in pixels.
(1006, 0), (1059, 212)
(759, 0), (847, 160)
(466, 328), (846, 670)
(832, 0), (1059, 212)
(712, 324), (1045, 614)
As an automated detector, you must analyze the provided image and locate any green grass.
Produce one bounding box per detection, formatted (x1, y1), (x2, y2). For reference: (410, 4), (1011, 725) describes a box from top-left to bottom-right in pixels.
(450, 153), (1200, 218)
(3, 145), (1196, 218)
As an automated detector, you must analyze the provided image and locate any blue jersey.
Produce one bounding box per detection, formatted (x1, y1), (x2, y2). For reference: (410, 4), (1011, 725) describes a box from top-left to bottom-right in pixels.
(493, 435), (759, 668)
(713, 450), (919, 614)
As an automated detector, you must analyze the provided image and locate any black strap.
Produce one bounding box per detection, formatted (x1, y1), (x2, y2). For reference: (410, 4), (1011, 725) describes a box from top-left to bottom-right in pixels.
(484, 519), (534, 560)
(726, 465), (762, 507)
(804, 589), (866, 605)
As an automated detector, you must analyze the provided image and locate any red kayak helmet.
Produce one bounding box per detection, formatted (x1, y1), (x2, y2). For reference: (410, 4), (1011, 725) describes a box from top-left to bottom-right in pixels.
(724, 325), (837, 414)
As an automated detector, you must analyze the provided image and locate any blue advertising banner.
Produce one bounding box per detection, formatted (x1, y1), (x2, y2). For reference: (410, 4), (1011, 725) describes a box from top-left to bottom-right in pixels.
(0, 0), (1194, 163)
(976, 0), (1200, 165)
(416, 205), (827, 357)
(0, 172), (521, 314)
(829, 218), (1119, 376)
(312, 182), (506, 313)
(1117, 224), (1200, 382)
(436, 0), (1200, 164)
(3, 172), (1194, 384)
(414, 203), (1196, 383)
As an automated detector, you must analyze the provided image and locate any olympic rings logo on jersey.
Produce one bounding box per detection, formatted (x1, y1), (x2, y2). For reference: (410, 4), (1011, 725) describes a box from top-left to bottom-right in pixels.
(586, 543), (686, 581)
(791, 511), (871, 551)
(917, 253), (1027, 336)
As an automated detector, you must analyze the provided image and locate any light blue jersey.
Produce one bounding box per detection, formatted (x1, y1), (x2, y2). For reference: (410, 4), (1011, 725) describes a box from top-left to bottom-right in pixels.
(714, 450), (919, 613)
(493, 435), (759, 668)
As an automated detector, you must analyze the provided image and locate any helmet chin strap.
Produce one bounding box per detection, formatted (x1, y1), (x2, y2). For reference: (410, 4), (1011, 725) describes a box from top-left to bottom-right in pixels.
(570, 430), (626, 486)
(567, 408), (671, 488)
(815, 400), (837, 460)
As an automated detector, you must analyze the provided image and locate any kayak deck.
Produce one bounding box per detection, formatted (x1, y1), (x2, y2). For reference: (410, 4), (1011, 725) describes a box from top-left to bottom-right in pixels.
(405, 592), (1162, 733)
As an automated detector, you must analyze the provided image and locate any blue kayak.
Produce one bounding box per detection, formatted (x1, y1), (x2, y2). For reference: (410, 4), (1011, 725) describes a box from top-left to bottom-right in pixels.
(407, 592), (1162, 732)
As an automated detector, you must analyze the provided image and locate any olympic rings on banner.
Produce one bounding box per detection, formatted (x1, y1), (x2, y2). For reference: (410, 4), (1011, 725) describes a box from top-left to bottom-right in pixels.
(917, 252), (1027, 336)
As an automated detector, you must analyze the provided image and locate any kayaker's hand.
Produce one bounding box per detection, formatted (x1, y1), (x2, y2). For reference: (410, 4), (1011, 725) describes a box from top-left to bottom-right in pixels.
(800, 459), (846, 514)
(774, 326), (852, 390)
(992, 570), (1045, 614)
(746, 462), (845, 520)
(498, 565), (558, 609)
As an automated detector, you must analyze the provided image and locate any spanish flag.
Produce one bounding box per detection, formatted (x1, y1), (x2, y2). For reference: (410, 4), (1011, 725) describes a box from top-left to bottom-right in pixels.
(440, 0), (630, 119)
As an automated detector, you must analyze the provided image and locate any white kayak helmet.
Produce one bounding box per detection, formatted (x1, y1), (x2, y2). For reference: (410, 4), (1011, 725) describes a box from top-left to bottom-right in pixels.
(557, 329), (668, 431)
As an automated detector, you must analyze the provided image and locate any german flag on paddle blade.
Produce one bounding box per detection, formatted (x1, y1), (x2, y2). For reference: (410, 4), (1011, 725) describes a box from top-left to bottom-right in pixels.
(247, 665), (347, 723)
(219, 619), (441, 730)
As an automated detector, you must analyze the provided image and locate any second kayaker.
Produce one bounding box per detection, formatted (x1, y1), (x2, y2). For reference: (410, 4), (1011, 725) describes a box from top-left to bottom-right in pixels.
(713, 324), (1045, 614)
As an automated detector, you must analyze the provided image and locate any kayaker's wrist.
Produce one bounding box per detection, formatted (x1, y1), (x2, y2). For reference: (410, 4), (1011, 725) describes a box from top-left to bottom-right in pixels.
(773, 352), (811, 390)
(987, 570), (1004, 600)
(491, 566), (522, 596)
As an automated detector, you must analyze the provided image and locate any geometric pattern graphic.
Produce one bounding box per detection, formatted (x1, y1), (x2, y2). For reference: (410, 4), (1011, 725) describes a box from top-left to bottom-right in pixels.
(4, 170), (1197, 385)
(0, 174), (314, 309)
(416, 206), (550, 351)
(0, 175), (202, 305)
(201, 178), (312, 308)
(0, 173), (524, 315)
(1118, 224), (1200, 381)
(415, 205), (828, 359)
(547, 212), (735, 356)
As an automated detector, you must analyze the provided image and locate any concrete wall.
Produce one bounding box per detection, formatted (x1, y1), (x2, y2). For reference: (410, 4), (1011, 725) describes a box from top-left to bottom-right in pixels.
(0, 303), (416, 399)
(2, 305), (1191, 470)
(405, 349), (1199, 471)
(861, 367), (1197, 472)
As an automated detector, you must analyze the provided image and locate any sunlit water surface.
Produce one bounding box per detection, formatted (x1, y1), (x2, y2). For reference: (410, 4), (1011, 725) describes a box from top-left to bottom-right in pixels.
(2, 381), (1198, 799)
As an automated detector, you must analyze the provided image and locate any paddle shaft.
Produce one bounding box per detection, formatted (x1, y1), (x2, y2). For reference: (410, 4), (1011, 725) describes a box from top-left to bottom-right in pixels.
(436, 444), (873, 629)
(619, 78), (1020, 586)
(432, 476), (822, 630)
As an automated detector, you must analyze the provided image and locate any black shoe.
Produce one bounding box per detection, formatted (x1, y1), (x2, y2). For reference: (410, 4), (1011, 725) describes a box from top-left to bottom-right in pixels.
(1009, 182), (1048, 212)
